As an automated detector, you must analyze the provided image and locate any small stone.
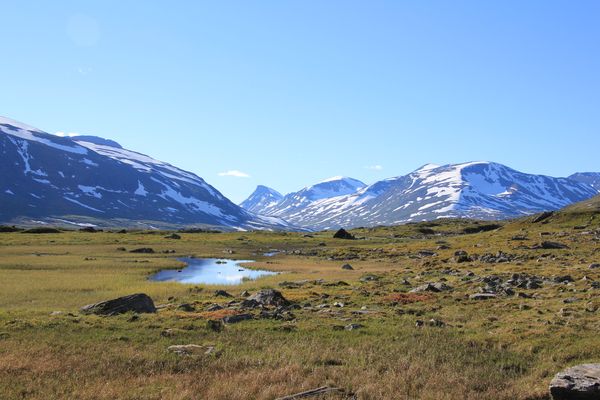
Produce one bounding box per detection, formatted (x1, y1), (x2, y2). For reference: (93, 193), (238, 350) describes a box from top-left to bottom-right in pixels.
(344, 323), (364, 331)
(469, 293), (497, 300)
(222, 314), (253, 324)
(341, 264), (354, 270)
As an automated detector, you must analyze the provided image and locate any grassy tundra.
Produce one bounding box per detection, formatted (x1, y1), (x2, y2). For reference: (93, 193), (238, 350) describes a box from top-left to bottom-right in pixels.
(1, 205), (600, 399)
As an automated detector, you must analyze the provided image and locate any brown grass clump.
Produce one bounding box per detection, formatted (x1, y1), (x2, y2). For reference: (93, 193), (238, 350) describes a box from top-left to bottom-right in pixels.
(382, 293), (432, 304)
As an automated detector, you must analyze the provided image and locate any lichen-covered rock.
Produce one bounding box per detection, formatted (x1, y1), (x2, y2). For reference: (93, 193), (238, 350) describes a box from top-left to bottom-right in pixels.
(248, 289), (290, 307)
(550, 363), (600, 399)
(81, 293), (156, 316)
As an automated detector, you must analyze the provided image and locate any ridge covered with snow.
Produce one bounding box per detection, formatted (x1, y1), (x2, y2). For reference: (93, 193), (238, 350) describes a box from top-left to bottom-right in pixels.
(242, 162), (598, 230)
(0, 116), (289, 230)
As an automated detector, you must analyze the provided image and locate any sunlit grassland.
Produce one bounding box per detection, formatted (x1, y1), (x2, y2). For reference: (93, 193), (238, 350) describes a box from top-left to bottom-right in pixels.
(1, 213), (600, 399)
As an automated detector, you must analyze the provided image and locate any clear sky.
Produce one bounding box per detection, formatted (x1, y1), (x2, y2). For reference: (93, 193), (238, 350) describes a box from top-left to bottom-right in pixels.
(2, 1), (599, 203)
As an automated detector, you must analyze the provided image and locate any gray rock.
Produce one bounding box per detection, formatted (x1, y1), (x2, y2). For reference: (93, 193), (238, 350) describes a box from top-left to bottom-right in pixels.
(410, 282), (453, 293)
(341, 264), (354, 270)
(344, 323), (364, 331)
(168, 344), (213, 356)
(540, 241), (569, 250)
(223, 313), (253, 324)
(81, 293), (156, 316)
(550, 363), (600, 400)
(469, 293), (497, 300)
(129, 247), (155, 254)
(248, 289), (290, 307)
(589, 263), (600, 269)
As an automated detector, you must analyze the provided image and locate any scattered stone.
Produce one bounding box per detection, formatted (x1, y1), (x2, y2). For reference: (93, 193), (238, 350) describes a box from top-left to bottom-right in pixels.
(177, 303), (195, 312)
(344, 323), (363, 331)
(549, 363), (600, 400)
(81, 293), (156, 316)
(341, 263), (354, 270)
(359, 275), (380, 282)
(531, 211), (554, 223)
(239, 299), (261, 309)
(589, 263), (600, 269)
(214, 290), (233, 298)
(168, 344), (213, 356)
(205, 303), (223, 312)
(469, 293), (497, 300)
(553, 275), (575, 284)
(129, 248), (155, 254)
(279, 281), (306, 289)
(511, 235), (528, 241)
(248, 289), (290, 307)
(164, 233), (181, 239)
(116, 247), (127, 251)
(427, 318), (445, 327)
(417, 250), (437, 257)
(50, 311), (63, 316)
(410, 282), (453, 293)
(333, 228), (355, 240)
(539, 241), (569, 250)
(240, 290), (250, 297)
(479, 251), (516, 263)
(223, 313), (253, 324)
(454, 250), (471, 263)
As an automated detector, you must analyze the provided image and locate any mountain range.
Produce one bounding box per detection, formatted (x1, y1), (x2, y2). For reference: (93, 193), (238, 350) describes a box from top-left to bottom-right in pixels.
(2, 115), (599, 231)
(241, 163), (600, 230)
(0, 116), (288, 230)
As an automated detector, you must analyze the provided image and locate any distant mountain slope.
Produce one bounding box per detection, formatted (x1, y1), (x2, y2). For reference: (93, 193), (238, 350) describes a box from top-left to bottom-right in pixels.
(0, 116), (288, 230)
(569, 172), (600, 191)
(239, 185), (283, 214)
(241, 176), (366, 220)
(243, 162), (597, 230)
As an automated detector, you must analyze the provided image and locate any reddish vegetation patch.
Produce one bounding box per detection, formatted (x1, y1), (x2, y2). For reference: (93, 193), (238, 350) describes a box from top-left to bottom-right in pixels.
(198, 309), (240, 319)
(383, 293), (432, 304)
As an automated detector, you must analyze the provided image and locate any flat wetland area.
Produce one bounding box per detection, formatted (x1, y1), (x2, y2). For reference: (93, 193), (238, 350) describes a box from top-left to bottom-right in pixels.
(1, 212), (600, 399)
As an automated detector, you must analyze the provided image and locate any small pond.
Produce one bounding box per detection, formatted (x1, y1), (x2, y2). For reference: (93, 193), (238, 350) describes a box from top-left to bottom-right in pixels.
(150, 258), (277, 285)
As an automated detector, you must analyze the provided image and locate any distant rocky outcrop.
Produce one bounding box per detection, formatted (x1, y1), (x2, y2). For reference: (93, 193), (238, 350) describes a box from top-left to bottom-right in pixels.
(333, 228), (355, 240)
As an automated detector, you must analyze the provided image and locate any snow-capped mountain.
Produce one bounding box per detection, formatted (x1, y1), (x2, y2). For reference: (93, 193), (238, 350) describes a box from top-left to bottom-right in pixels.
(569, 172), (600, 191)
(239, 185), (283, 214)
(244, 176), (366, 223)
(242, 162), (597, 230)
(0, 116), (288, 230)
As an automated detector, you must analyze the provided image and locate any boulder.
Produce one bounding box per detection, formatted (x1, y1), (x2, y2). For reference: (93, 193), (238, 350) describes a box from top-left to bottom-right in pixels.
(333, 228), (355, 240)
(223, 313), (253, 324)
(410, 282), (453, 293)
(81, 293), (156, 316)
(341, 264), (354, 270)
(214, 290), (233, 298)
(164, 233), (181, 239)
(550, 363), (600, 400)
(248, 289), (290, 307)
(540, 241), (569, 250)
(129, 247), (155, 254)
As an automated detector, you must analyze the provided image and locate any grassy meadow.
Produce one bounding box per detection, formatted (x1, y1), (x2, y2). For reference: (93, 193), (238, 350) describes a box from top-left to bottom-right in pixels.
(1, 211), (600, 399)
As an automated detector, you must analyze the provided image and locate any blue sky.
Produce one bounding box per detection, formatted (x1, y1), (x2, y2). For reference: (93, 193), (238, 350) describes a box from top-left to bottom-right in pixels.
(2, 1), (599, 203)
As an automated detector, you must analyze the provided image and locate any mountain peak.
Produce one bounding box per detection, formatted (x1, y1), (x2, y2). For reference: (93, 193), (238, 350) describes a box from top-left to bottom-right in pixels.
(240, 185), (284, 214)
